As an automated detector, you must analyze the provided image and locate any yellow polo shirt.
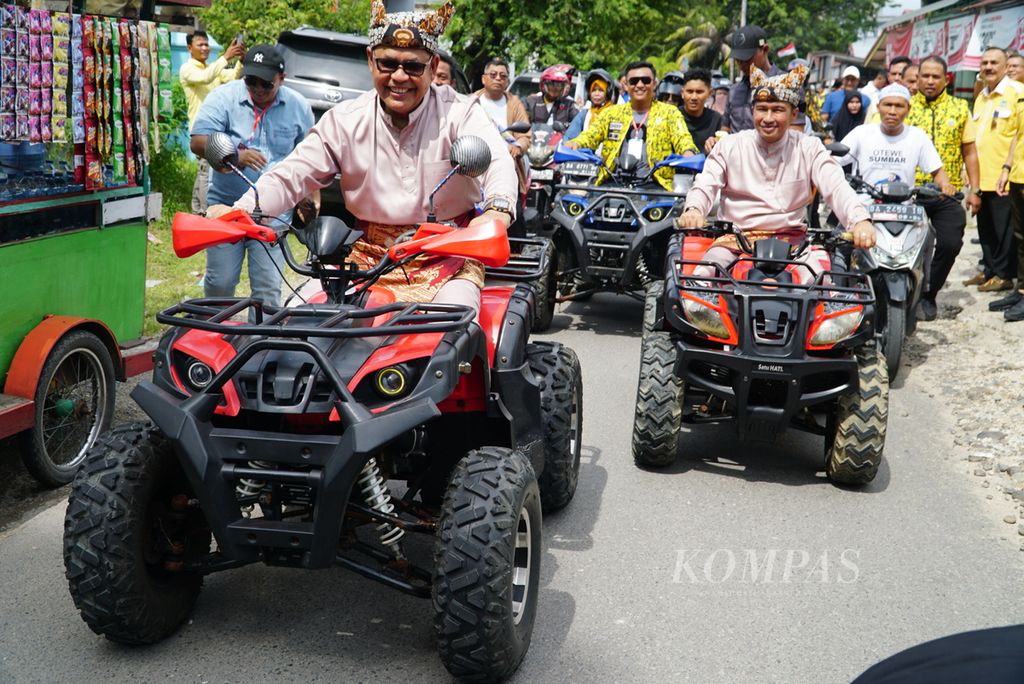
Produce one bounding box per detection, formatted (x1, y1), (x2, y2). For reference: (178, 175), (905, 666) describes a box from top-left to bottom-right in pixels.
(972, 76), (1024, 190)
(180, 56), (243, 129)
(1010, 98), (1024, 185)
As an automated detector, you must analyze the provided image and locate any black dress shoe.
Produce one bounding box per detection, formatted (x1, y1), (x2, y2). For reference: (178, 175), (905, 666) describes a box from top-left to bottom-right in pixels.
(918, 297), (937, 321)
(1004, 299), (1024, 322)
(989, 290), (1023, 311)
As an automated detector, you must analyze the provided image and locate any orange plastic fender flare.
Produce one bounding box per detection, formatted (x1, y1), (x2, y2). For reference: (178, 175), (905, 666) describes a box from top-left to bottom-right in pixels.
(3, 315), (124, 400)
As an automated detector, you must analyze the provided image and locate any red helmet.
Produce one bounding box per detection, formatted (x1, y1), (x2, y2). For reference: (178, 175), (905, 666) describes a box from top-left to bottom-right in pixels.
(540, 66), (570, 84)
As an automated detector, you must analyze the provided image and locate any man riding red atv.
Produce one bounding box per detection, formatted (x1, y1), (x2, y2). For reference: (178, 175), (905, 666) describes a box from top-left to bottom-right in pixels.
(63, 5), (582, 682)
(634, 65), (889, 485)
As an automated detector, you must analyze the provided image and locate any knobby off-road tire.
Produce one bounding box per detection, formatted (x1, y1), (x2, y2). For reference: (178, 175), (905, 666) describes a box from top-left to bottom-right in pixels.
(642, 279), (664, 335)
(526, 342), (583, 512)
(631, 328), (683, 467)
(526, 240), (557, 332)
(63, 422), (211, 644)
(826, 347), (889, 485)
(880, 301), (906, 381)
(21, 330), (116, 487)
(432, 447), (542, 682)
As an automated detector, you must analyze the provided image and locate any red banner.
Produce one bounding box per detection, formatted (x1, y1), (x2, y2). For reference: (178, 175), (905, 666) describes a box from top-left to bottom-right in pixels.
(887, 23), (914, 64)
(945, 15), (975, 70)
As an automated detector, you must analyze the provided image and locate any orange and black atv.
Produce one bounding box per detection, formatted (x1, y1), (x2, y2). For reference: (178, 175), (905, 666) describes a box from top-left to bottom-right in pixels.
(632, 222), (888, 486)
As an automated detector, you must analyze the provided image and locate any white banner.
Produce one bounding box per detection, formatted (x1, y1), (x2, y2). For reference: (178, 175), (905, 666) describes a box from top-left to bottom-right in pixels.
(945, 14), (975, 69)
(963, 6), (1024, 69)
(911, 19), (947, 62)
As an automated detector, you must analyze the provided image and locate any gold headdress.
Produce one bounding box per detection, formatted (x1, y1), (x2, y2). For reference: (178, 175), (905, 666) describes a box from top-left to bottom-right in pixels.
(368, 0), (455, 53)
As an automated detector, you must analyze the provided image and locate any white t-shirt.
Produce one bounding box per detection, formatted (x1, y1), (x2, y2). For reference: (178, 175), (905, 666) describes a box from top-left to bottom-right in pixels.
(480, 95), (508, 131)
(839, 124), (942, 189)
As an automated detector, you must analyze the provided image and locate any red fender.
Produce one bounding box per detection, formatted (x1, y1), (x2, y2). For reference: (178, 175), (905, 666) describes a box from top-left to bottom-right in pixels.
(4, 315), (124, 399)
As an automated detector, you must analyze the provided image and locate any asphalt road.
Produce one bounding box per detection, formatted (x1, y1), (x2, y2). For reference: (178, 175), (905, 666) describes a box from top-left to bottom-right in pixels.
(2, 292), (1022, 683)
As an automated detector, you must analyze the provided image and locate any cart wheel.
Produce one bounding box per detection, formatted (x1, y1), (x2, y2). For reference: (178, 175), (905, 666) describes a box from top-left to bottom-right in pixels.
(20, 330), (116, 488)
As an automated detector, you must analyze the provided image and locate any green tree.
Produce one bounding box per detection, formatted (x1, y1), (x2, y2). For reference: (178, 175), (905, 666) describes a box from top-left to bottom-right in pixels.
(197, 0), (370, 47)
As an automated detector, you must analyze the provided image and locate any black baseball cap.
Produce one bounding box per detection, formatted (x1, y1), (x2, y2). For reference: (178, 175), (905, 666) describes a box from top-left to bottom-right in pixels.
(730, 25), (768, 62)
(242, 44), (285, 81)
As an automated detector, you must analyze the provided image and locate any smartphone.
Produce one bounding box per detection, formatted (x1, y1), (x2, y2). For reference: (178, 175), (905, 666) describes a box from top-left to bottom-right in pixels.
(233, 31), (245, 46)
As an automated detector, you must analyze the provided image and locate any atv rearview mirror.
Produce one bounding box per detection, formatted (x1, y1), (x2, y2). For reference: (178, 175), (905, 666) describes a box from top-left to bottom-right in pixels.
(205, 132), (239, 171)
(450, 135), (492, 178)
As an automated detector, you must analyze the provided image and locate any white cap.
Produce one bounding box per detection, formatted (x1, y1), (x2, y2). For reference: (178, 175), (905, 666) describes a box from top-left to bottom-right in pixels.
(878, 83), (911, 103)
(841, 65), (860, 80)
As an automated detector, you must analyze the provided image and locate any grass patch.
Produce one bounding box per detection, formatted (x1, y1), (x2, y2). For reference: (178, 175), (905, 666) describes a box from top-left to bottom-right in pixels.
(143, 151), (308, 337)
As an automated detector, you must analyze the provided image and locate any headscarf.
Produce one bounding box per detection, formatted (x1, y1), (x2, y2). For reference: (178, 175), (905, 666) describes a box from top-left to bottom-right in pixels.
(830, 90), (865, 142)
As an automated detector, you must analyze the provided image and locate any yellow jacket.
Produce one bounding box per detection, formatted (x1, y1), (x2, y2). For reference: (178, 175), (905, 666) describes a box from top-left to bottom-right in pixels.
(571, 101), (697, 191)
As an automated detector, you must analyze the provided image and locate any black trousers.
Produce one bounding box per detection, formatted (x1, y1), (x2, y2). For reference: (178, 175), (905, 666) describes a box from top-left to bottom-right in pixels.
(919, 195), (966, 298)
(976, 191), (1016, 280)
(1010, 182), (1024, 285)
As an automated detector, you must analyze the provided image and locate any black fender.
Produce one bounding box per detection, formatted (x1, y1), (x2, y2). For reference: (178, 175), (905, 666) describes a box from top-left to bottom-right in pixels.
(877, 270), (911, 303)
(622, 216), (677, 280)
(547, 206), (590, 272)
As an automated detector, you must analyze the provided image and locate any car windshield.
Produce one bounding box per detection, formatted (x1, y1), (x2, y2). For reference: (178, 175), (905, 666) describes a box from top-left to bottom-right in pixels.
(277, 40), (372, 93)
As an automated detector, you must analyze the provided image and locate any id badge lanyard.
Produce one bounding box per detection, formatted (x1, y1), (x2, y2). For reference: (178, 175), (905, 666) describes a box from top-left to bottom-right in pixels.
(626, 111), (648, 160)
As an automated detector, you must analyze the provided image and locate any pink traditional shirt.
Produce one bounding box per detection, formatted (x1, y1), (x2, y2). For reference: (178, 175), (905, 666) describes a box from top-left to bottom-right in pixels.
(235, 84), (518, 223)
(685, 130), (870, 231)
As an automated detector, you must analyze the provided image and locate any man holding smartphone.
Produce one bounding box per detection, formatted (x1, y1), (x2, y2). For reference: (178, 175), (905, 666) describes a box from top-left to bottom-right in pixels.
(181, 29), (245, 213)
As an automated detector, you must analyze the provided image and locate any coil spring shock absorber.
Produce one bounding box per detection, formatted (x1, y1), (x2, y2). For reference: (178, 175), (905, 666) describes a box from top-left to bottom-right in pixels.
(636, 253), (652, 286)
(236, 461), (273, 516)
(358, 457), (405, 556)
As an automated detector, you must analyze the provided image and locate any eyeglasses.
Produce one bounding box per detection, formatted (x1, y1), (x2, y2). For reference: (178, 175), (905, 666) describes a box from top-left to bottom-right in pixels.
(244, 76), (275, 90)
(485, 71), (508, 80)
(375, 58), (429, 77)
(627, 76), (654, 86)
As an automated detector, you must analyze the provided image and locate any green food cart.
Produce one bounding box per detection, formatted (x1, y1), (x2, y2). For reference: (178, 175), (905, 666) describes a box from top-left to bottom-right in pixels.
(0, 183), (158, 486)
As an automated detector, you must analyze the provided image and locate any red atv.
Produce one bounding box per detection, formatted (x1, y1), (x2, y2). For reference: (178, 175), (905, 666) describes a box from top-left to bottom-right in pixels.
(62, 136), (583, 682)
(633, 223), (888, 485)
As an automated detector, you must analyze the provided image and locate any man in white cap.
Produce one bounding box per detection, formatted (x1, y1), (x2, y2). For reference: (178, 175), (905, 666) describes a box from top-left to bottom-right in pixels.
(822, 65), (871, 124)
(838, 84), (953, 198)
(206, 0), (518, 315)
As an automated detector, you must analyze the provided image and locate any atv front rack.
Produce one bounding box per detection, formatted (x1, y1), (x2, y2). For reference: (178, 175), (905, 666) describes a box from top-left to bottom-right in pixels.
(157, 297), (476, 339)
(486, 236), (549, 281)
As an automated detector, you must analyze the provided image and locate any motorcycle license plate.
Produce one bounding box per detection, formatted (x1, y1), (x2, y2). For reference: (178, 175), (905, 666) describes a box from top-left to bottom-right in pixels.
(532, 168), (554, 180)
(869, 203), (923, 223)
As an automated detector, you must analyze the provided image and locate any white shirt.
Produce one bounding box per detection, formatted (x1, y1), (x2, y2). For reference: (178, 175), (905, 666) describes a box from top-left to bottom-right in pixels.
(838, 123), (942, 190)
(479, 94), (508, 131)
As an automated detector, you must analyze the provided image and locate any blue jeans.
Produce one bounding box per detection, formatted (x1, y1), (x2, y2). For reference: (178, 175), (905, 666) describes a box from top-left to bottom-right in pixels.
(204, 238), (285, 308)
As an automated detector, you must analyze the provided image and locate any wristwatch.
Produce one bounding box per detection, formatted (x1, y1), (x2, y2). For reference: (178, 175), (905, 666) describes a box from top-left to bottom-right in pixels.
(483, 196), (515, 218)
(973, 188), (983, 196)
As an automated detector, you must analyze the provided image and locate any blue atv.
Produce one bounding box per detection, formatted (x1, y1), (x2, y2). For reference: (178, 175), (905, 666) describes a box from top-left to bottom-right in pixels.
(530, 146), (705, 321)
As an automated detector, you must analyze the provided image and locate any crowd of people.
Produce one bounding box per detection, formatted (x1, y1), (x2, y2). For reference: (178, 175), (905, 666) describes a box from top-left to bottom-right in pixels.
(175, 0), (1024, 325)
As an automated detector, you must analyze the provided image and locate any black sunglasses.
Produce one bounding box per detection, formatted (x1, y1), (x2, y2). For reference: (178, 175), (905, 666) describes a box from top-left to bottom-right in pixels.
(244, 76), (275, 90)
(628, 76), (654, 86)
(375, 58), (429, 77)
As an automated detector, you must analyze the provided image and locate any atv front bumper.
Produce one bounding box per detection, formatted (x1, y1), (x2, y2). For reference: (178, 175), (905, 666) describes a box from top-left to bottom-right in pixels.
(676, 346), (859, 440)
(133, 379), (440, 570)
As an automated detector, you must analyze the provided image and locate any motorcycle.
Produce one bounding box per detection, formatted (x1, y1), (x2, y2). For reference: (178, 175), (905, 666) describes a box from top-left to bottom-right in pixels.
(523, 121), (566, 231)
(537, 144), (704, 310)
(62, 133), (583, 682)
(634, 221), (887, 485)
(838, 176), (948, 380)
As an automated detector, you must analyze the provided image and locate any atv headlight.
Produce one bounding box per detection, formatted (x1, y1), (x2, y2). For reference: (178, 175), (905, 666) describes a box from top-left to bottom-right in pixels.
(564, 198), (586, 217)
(186, 360), (214, 390)
(375, 366), (408, 398)
(807, 304), (864, 347)
(644, 206), (666, 222)
(681, 292), (735, 342)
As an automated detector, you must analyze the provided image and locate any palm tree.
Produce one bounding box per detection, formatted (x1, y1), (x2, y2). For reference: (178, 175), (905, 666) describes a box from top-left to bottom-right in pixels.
(663, 10), (731, 71)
